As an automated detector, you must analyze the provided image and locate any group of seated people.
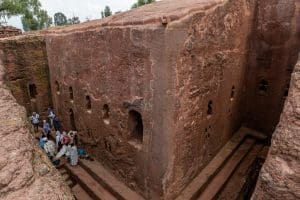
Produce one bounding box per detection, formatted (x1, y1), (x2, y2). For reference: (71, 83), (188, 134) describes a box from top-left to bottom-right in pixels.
(39, 130), (79, 166)
(30, 108), (91, 167)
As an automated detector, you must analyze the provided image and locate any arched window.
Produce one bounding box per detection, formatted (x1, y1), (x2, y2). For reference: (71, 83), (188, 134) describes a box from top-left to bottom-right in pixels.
(69, 87), (74, 100)
(258, 79), (269, 95)
(207, 100), (213, 115)
(86, 95), (91, 110)
(128, 110), (143, 142)
(29, 84), (37, 99)
(231, 86), (235, 101)
(102, 104), (110, 125)
(55, 81), (60, 94)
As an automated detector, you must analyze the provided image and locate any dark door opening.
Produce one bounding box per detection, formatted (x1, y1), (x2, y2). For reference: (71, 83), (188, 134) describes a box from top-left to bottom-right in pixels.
(128, 110), (143, 142)
(69, 87), (74, 100)
(207, 100), (213, 115)
(231, 86), (235, 101)
(69, 109), (77, 131)
(55, 81), (60, 93)
(86, 95), (92, 110)
(29, 84), (37, 99)
(102, 104), (110, 125)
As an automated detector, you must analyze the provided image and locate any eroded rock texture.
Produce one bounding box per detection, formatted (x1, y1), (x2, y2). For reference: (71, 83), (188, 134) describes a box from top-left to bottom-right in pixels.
(253, 56), (300, 200)
(0, 52), (73, 200)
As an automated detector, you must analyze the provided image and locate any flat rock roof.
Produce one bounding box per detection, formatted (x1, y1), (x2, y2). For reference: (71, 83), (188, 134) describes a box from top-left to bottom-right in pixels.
(42, 0), (225, 34)
(0, 0), (226, 39)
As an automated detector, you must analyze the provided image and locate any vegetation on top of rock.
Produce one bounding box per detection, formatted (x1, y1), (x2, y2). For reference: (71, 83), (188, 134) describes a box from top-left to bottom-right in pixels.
(101, 6), (112, 18)
(132, 0), (156, 9)
(67, 16), (80, 25)
(0, 0), (52, 31)
(21, 8), (52, 31)
(54, 12), (67, 26)
(54, 12), (80, 26)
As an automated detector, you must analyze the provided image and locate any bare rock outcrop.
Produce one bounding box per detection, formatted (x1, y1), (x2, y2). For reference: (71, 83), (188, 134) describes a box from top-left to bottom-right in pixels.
(0, 52), (74, 199)
(0, 26), (21, 38)
(252, 55), (300, 199)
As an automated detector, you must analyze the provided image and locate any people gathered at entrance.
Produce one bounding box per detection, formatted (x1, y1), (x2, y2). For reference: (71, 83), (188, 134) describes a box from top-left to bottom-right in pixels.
(30, 108), (85, 167)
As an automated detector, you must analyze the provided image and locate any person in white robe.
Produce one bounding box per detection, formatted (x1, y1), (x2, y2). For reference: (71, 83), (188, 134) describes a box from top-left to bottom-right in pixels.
(44, 140), (56, 157)
(70, 144), (78, 166)
(55, 130), (61, 147)
(56, 145), (67, 159)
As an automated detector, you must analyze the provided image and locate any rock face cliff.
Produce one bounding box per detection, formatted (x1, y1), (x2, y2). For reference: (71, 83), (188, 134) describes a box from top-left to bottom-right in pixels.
(253, 55), (300, 199)
(0, 52), (74, 199)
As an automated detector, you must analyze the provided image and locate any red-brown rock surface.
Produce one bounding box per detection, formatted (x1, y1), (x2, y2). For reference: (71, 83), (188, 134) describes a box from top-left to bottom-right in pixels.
(0, 26), (21, 38)
(253, 55), (300, 199)
(0, 52), (74, 199)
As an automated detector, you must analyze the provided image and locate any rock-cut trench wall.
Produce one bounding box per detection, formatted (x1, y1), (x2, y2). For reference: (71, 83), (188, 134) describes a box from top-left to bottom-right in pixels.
(0, 50), (74, 199)
(252, 55), (300, 200)
(0, 35), (52, 119)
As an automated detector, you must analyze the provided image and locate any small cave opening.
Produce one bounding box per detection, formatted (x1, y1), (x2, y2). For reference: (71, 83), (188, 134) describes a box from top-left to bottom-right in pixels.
(69, 108), (76, 131)
(207, 100), (213, 116)
(102, 104), (110, 125)
(69, 86), (74, 101)
(258, 79), (269, 95)
(86, 95), (92, 111)
(29, 84), (37, 99)
(128, 110), (143, 142)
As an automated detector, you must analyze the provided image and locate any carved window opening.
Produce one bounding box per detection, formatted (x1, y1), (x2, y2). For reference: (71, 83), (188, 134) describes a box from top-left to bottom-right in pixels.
(102, 104), (110, 125)
(204, 127), (210, 139)
(104, 140), (112, 152)
(128, 110), (143, 142)
(86, 95), (92, 111)
(231, 86), (235, 101)
(55, 81), (60, 94)
(29, 84), (37, 99)
(69, 87), (74, 101)
(69, 109), (76, 131)
(258, 79), (269, 95)
(207, 100), (213, 115)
